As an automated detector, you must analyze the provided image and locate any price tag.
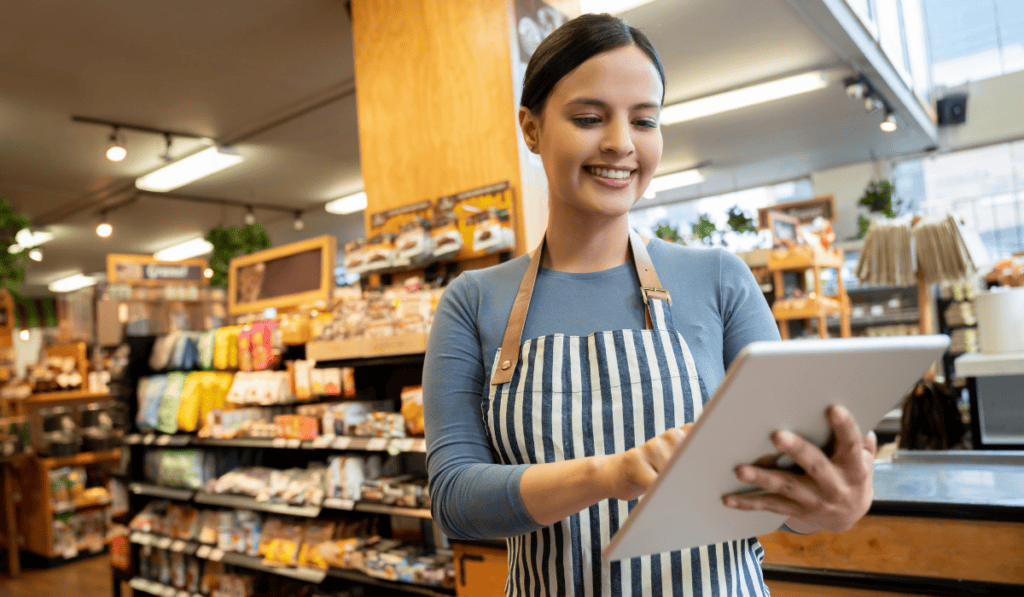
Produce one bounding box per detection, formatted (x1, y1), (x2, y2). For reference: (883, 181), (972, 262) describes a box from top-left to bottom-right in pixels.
(196, 545), (212, 559)
(156, 435), (172, 446)
(311, 435), (335, 449)
(399, 438), (415, 452)
(143, 434), (156, 445)
(177, 591), (191, 597)
(287, 438), (302, 449)
(171, 540), (187, 552)
(157, 537), (173, 550)
(367, 438), (388, 451)
(414, 438), (427, 452)
(272, 438), (289, 448)
(162, 587), (176, 597)
(332, 436), (352, 450)
(126, 434), (141, 444)
(324, 498), (355, 510)
(209, 548), (224, 562)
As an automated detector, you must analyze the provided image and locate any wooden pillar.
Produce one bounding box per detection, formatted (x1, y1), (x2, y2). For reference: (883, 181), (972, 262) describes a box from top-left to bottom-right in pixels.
(350, 0), (577, 260)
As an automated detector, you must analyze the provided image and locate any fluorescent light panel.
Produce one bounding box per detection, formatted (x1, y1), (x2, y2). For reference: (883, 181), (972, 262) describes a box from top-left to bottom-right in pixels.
(154, 238), (214, 261)
(136, 146), (243, 192)
(644, 169), (705, 198)
(325, 191), (368, 215)
(661, 71), (830, 125)
(15, 229), (53, 248)
(49, 274), (97, 293)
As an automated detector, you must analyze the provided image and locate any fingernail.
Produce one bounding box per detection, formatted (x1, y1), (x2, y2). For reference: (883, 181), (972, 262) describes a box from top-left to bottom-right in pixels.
(723, 497), (738, 508)
(735, 466), (752, 481)
(832, 405), (848, 421)
(775, 430), (794, 446)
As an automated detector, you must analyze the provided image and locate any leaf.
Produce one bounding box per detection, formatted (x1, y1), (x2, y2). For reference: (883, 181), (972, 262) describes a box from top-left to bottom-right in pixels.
(726, 205), (757, 234)
(692, 214), (717, 240)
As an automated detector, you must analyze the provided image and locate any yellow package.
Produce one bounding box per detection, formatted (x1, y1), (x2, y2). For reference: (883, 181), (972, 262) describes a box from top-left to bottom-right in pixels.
(198, 373), (235, 425)
(213, 326), (241, 370)
(176, 373), (204, 432)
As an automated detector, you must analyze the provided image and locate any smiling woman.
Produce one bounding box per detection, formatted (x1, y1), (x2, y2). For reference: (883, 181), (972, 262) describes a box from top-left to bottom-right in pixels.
(422, 13), (875, 597)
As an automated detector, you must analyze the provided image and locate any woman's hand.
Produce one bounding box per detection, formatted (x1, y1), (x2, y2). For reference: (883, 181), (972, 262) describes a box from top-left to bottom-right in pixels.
(599, 423), (694, 502)
(723, 405), (876, 534)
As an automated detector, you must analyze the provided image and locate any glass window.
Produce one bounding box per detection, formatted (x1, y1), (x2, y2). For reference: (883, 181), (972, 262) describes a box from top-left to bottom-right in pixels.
(922, 0), (1005, 87)
(995, 0), (1024, 73)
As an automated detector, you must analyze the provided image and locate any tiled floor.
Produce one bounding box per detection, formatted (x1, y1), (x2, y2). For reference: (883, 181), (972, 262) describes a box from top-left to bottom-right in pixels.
(1, 553), (112, 597)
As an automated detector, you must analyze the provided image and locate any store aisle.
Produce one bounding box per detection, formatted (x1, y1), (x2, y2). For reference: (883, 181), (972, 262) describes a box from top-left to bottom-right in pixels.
(1, 555), (111, 597)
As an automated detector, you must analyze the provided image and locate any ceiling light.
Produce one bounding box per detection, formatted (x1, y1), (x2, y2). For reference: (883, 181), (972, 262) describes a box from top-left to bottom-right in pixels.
(96, 214), (113, 238)
(325, 191), (367, 215)
(644, 169), (705, 198)
(49, 274), (97, 293)
(15, 228), (53, 248)
(19, 329), (30, 341)
(204, 268), (214, 279)
(28, 248), (43, 262)
(244, 206), (257, 225)
(880, 112), (898, 132)
(293, 211), (304, 231)
(135, 146), (243, 192)
(154, 237), (214, 261)
(106, 128), (127, 162)
(661, 71), (831, 125)
(845, 80), (868, 99)
(865, 96), (884, 113)
(579, 0), (657, 13)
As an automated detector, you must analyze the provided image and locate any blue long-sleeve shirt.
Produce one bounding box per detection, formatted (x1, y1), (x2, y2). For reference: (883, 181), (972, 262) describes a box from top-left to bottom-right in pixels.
(423, 239), (781, 540)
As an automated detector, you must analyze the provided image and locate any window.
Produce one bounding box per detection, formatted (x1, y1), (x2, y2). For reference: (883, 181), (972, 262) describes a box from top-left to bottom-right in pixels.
(922, 0), (1024, 88)
(893, 140), (1024, 258)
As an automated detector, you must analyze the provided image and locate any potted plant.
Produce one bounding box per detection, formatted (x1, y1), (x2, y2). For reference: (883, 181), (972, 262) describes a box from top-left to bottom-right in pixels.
(0, 194), (33, 293)
(857, 179), (899, 238)
(206, 224), (272, 288)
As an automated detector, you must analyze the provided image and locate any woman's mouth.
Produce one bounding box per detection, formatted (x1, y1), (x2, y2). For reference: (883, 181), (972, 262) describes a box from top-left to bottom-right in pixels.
(584, 166), (635, 188)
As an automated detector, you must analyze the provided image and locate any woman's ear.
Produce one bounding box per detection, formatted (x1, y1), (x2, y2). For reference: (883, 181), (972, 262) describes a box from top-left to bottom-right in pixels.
(519, 106), (540, 153)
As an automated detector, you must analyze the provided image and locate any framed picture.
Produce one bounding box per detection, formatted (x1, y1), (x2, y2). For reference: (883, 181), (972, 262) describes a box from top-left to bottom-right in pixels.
(758, 195), (835, 228)
(764, 211), (800, 246)
(228, 235), (336, 316)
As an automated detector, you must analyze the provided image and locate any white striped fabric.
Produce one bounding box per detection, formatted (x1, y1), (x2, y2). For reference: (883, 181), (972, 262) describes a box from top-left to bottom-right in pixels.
(484, 297), (770, 597)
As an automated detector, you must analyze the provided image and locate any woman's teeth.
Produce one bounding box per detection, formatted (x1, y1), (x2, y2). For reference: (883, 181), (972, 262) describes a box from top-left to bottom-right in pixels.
(585, 166), (633, 179)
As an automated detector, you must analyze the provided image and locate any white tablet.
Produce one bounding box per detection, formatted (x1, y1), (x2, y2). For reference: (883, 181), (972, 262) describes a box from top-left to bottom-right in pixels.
(604, 334), (950, 561)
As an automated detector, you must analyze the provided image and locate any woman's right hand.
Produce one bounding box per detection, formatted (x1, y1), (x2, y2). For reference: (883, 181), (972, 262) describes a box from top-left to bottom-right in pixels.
(600, 423), (694, 501)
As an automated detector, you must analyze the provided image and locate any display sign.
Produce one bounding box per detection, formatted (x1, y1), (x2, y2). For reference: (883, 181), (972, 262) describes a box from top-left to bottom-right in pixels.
(228, 235), (335, 316)
(436, 181), (516, 261)
(107, 254), (209, 285)
(758, 195), (835, 228)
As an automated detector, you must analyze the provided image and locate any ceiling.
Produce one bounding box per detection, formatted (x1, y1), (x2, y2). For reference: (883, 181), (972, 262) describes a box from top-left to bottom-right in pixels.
(0, 0), (937, 295)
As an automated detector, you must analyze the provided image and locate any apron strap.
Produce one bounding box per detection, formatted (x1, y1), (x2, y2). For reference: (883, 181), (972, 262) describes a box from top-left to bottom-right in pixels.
(490, 230), (671, 385)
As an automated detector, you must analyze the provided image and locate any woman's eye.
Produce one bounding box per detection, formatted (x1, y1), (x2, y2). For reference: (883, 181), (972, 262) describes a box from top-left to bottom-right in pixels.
(634, 119), (659, 129)
(572, 117), (601, 127)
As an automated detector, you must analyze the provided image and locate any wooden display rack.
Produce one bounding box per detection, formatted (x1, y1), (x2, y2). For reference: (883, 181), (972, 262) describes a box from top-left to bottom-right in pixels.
(769, 245), (851, 340)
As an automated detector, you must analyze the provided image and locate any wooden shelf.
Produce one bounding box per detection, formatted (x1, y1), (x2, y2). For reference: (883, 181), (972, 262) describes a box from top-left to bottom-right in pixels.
(772, 296), (844, 321)
(306, 333), (428, 361)
(126, 433), (427, 453)
(768, 246), (845, 271)
(39, 449), (121, 470)
(24, 391), (111, 405)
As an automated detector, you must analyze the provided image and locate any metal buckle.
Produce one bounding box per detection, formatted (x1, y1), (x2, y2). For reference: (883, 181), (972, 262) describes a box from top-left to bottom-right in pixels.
(641, 286), (672, 305)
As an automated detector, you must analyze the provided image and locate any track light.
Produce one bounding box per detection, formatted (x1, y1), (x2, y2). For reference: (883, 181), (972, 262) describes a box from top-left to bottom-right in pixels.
(244, 206), (256, 225)
(106, 128), (127, 162)
(19, 329), (30, 341)
(865, 96), (884, 113)
(204, 268), (214, 279)
(293, 211), (304, 231)
(96, 212), (112, 238)
(845, 80), (868, 100)
(880, 112), (898, 132)
(28, 248), (42, 262)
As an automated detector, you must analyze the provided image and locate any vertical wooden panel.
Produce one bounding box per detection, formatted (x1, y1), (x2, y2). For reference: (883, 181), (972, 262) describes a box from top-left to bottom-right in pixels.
(351, 0), (522, 241)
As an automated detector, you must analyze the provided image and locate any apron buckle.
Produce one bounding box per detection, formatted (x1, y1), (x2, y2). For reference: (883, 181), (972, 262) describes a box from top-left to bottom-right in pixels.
(642, 286), (672, 305)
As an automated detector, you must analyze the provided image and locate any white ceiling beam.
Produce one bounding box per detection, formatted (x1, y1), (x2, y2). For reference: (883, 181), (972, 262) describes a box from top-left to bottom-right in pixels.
(784, 0), (938, 146)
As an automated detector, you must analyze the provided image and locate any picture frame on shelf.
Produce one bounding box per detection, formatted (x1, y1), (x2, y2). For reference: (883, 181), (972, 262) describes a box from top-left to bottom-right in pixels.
(763, 211), (800, 247)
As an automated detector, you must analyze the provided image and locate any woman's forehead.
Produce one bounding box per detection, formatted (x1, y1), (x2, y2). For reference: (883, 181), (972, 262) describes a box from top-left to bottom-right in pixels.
(549, 45), (663, 107)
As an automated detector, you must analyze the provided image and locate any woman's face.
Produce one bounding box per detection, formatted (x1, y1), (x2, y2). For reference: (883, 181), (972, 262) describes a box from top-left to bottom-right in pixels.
(522, 45), (664, 220)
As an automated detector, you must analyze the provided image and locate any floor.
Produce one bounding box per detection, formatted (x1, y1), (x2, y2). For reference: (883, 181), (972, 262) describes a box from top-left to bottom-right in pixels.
(1, 553), (112, 597)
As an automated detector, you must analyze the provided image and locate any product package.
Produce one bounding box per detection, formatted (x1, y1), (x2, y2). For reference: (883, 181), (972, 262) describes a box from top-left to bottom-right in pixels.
(431, 212), (463, 259)
(400, 386), (425, 436)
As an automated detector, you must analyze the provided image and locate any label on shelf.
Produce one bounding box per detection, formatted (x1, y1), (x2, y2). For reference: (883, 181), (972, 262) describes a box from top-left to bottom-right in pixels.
(157, 537), (173, 550)
(272, 438), (289, 448)
(367, 438), (388, 451)
(176, 591), (190, 597)
(398, 438), (415, 452)
(323, 498), (355, 510)
(156, 435), (172, 446)
(171, 540), (187, 552)
(332, 436), (352, 450)
(161, 587), (176, 597)
(287, 439), (302, 449)
(126, 434), (141, 444)
(413, 438), (426, 452)
(143, 434), (156, 445)
(209, 548), (225, 562)
(196, 545), (212, 559)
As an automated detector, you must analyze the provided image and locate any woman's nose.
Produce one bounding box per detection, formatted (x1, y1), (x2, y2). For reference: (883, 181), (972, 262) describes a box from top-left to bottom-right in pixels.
(600, 118), (635, 155)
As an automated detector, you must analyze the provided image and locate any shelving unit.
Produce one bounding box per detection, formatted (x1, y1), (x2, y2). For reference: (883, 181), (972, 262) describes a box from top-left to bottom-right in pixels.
(768, 246), (851, 339)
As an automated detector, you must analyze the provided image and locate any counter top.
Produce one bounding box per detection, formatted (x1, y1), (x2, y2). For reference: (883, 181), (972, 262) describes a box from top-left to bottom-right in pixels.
(954, 351), (1024, 377)
(871, 450), (1024, 520)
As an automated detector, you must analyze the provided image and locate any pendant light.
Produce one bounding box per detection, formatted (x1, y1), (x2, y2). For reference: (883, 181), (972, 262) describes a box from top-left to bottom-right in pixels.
(106, 128), (127, 162)
(96, 212), (113, 238)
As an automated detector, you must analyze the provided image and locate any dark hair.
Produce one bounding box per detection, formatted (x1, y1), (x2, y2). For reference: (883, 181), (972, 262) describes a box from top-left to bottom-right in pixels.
(520, 13), (666, 114)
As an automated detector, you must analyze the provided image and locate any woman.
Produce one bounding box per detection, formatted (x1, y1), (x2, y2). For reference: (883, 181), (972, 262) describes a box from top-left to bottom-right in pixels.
(423, 13), (875, 597)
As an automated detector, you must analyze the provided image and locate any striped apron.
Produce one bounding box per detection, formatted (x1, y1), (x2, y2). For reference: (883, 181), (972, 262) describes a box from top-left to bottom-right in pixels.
(484, 231), (769, 597)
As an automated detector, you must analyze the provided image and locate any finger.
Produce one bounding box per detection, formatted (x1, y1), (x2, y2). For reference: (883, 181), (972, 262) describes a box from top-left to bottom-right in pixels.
(864, 430), (878, 457)
(773, 429), (840, 491)
(722, 492), (806, 518)
(829, 405), (865, 466)
(680, 422), (694, 434)
(735, 464), (819, 508)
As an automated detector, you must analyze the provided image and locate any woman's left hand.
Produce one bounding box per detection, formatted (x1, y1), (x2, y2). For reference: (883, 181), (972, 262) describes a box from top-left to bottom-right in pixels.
(722, 404), (877, 534)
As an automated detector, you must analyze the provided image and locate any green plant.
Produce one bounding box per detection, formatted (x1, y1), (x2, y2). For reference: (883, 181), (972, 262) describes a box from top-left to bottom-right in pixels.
(206, 224), (272, 287)
(692, 214), (717, 244)
(654, 224), (682, 243)
(856, 179), (899, 239)
(0, 194), (33, 294)
(726, 205), (757, 234)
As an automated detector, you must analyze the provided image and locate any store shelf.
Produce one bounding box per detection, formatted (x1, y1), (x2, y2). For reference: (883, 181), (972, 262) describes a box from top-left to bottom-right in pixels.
(955, 352), (1024, 377)
(772, 296), (844, 321)
(218, 549), (328, 583)
(323, 498), (431, 519)
(128, 577), (198, 597)
(193, 491), (322, 518)
(306, 334), (428, 362)
(39, 449), (122, 469)
(767, 246), (845, 271)
(129, 483), (196, 501)
(328, 567), (455, 597)
(52, 499), (112, 516)
(828, 311), (920, 329)
(24, 391), (112, 405)
(126, 434), (427, 453)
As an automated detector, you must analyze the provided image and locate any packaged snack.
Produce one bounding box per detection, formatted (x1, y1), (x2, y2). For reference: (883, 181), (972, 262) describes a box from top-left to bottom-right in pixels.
(395, 217), (433, 266)
(258, 517), (283, 557)
(197, 510), (218, 544)
(157, 371), (189, 434)
(158, 449), (206, 489)
(363, 233), (397, 272)
(298, 521), (336, 570)
(343, 239), (368, 276)
(400, 385), (425, 436)
(431, 212), (462, 258)
(470, 207), (514, 253)
(235, 510), (263, 556)
(217, 510), (235, 551)
(186, 556), (201, 592)
(171, 550), (187, 589)
(263, 519), (304, 567)
(200, 560), (223, 595)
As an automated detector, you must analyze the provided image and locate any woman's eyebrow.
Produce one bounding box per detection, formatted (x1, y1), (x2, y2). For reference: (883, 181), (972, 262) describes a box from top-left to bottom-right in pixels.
(567, 97), (660, 110)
